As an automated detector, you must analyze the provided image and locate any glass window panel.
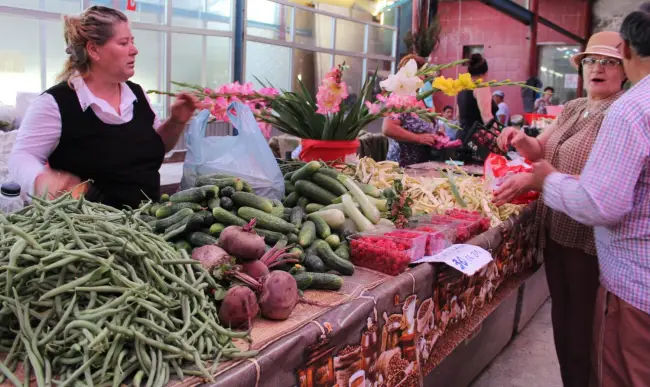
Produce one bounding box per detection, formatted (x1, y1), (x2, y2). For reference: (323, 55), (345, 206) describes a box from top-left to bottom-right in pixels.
(0, 0), (80, 12)
(86, 0), (166, 24)
(246, 0), (292, 41)
(173, 0), (232, 31)
(131, 29), (165, 115)
(292, 49), (331, 97)
(335, 19), (365, 53)
(45, 20), (68, 89)
(334, 55), (363, 93)
(171, 33), (203, 94)
(538, 45), (580, 104)
(245, 41), (290, 90)
(206, 37), (232, 89)
(0, 15), (41, 106)
(382, 8), (398, 28)
(367, 25), (394, 57)
(294, 9), (332, 49)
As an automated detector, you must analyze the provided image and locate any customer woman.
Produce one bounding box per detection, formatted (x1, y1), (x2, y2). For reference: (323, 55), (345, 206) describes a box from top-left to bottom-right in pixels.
(383, 55), (440, 167)
(493, 31), (626, 387)
(456, 54), (498, 144)
(534, 86), (555, 114)
(9, 6), (202, 209)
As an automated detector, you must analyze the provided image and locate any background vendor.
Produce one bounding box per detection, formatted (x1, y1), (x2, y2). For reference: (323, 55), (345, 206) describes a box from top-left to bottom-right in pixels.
(8, 6), (202, 209)
(457, 54), (498, 143)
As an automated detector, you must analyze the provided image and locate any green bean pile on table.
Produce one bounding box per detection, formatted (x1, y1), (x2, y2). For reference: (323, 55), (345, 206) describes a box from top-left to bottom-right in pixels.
(0, 195), (256, 387)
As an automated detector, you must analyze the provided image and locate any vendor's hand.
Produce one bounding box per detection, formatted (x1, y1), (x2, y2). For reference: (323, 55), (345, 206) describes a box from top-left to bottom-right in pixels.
(170, 93), (205, 126)
(496, 127), (518, 151)
(530, 160), (557, 191)
(34, 168), (85, 199)
(493, 173), (534, 206)
(417, 133), (439, 146)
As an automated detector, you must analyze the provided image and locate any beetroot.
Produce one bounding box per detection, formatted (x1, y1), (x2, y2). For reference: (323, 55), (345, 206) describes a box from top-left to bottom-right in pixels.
(191, 245), (232, 271)
(259, 271), (299, 321)
(241, 260), (270, 281)
(218, 286), (259, 329)
(219, 219), (266, 261)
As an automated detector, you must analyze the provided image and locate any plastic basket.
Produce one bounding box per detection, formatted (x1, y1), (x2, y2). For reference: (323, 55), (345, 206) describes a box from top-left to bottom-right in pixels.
(299, 139), (360, 163)
(348, 233), (427, 276)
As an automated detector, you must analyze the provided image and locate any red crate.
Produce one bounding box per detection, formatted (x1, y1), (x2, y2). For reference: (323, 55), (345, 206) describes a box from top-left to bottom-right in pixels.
(348, 233), (426, 276)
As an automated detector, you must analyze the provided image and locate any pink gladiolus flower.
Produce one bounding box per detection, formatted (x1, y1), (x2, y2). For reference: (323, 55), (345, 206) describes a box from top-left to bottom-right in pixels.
(365, 101), (382, 115)
(259, 87), (279, 96)
(316, 91), (342, 115)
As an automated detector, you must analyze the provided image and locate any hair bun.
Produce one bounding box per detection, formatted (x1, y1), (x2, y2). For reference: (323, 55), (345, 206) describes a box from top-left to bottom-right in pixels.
(469, 53), (485, 66)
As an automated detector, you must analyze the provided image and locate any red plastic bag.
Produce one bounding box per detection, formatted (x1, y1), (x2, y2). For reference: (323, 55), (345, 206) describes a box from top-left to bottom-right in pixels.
(484, 153), (539, 205)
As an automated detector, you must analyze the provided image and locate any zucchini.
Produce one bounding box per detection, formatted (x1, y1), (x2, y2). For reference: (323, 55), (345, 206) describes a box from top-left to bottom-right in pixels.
(299, 221), (316, 247)
(170, 188), (207, 203)
(325, 234), (341, 249)
(311, 173), (348, 196)
(186, 210), (213, 231)
(232, 192), (273, 213)
(200, 185), (219, 199)
(212, 207), (247, 227)
(254, 228), (288, 245)
(207, 198), (221, 210)
(237, 207), (298, 234)
(220, 186), (236, 198)
(305, 203), (325, 214)
(155, 208), (194, 231)
(220, 197), (234, 211)
(160, 194), (170, 202)
(292, 273), (313, 291)
(341, 194), (374, 232)
(310, 209), (345, 228)
(306, 214), (331, 239)
(283, 192), (300, 208)
(314, 240), (354, 276)
(290, 161), (321, 183)
(295, 180), (337, 205)
(334, 242), (350, 261)
(209, 223), (226, 236)
(338, 176), (380, 224)
(290, 207), (305, 228)
(285, 181), (295, 194)
(303, 254), (326, 273)
(358, 182), (381, 198)
(188, 232), (219, 247)
(174, 240), (192, 253)
(296, 196), (310, 209)
(306, 272), (343, 291)
(317, 167), (340, 179)
(337, 218), (358, 239)
(155, 202), (202, 219)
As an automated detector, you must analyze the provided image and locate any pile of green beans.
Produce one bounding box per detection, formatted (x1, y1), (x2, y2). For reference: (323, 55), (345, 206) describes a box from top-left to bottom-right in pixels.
(0, 194), (256, 387)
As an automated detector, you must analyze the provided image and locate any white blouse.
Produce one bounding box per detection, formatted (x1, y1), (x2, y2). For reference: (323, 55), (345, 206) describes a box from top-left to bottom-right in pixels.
(8, 76), (162, 197)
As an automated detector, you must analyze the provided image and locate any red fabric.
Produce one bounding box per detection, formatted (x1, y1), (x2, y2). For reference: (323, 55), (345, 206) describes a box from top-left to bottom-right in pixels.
(299, 139), (359, 163)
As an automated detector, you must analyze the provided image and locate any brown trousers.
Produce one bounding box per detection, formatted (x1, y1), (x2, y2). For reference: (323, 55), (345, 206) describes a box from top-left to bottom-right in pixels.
(544, 238), (600, 387)
(592, 286), (650, 387)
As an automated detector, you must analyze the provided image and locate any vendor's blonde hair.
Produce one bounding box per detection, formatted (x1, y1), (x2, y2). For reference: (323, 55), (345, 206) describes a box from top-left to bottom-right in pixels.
(58, 6), (128, 85)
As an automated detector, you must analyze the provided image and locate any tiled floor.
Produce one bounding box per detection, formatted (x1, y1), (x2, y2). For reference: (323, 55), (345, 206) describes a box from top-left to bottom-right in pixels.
(470, 299), (562, 387)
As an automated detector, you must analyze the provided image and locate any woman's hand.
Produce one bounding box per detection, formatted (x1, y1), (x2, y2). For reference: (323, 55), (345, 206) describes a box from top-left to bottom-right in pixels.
(492, 173), (534, 206)
(417, 133), (439, 146)
(170, 93), (203, 126)
(34, 168), (86, 199)
(496, 127), (518, 151)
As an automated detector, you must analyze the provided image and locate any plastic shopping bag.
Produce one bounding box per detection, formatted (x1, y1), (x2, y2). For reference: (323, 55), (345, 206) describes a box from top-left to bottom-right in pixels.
(484, 153), (539, 205)
(180, 102), (285, 200)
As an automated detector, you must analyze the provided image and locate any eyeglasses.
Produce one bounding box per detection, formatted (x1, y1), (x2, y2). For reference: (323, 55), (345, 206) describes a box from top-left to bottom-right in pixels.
(581, 57), (622, 68)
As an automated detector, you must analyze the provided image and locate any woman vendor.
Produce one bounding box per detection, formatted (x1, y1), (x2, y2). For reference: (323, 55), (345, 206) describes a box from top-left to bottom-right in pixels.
(8, 6), (203, 209)
(456, 54), (498, 144)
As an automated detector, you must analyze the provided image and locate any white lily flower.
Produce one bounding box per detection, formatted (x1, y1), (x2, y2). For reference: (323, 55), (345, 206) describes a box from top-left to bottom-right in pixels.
(379, 59), (424, 96)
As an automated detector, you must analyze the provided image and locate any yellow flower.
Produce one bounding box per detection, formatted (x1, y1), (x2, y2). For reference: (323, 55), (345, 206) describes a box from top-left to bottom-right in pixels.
(433, 76), (462, 96)
(456, 73), (476, 90)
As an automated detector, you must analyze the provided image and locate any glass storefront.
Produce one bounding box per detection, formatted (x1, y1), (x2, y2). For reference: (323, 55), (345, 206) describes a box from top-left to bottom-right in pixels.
(538, 44), (581, 105)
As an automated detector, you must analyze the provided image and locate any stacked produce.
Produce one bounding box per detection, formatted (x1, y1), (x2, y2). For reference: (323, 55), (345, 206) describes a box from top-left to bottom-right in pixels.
(348, 157), (523, 226)
(0, 195), (254, 387)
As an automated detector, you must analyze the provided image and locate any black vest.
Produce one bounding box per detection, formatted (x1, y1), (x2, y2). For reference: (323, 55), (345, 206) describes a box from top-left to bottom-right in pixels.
(457, 90), (499, 143)
(46, 81), (165, 210)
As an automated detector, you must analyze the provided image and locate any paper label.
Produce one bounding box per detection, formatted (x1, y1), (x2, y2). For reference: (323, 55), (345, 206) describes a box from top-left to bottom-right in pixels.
(412, 244), (493, 275)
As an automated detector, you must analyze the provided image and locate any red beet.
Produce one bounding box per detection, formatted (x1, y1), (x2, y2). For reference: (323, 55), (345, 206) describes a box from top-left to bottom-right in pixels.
(218, 286), (259, 329)
(191, 245), (232, 271)
(241, 260), (271, 281)
(259, 271), (299, 321)
(218, 219), (266, 261)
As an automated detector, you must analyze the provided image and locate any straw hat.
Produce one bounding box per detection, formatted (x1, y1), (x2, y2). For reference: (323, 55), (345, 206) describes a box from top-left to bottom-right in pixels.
(570, 31), (624, 69)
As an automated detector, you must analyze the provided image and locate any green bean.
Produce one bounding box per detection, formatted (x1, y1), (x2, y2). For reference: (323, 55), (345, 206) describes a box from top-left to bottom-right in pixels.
(136, 301), (174, 328)
(6, 239), (27, 297)
(131, 330), (192, 360)
(134, 317), (170, 336)
(58, 353), (100, 387)
(64, 320), (103, 336)
(144, 349), (156, 387)
(40, 263), (110, 300)
(143, 259), (168, 293)
(23, 357), (30, 387)
(152, 262), (204, 299)
(193, 352), (214, 382)
(132, 370), (145, 387)
(1, 225), (41, 249)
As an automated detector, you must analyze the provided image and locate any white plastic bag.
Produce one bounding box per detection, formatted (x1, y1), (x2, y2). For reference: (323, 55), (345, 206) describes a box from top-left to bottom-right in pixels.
(180, 102), (285, 200)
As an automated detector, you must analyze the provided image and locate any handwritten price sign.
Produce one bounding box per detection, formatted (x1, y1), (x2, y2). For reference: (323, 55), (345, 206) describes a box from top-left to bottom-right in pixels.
(412, 244), (493, 275)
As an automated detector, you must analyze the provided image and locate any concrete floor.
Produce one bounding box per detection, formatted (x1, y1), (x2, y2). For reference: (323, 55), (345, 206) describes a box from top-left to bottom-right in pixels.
(470, 299), (562, 387)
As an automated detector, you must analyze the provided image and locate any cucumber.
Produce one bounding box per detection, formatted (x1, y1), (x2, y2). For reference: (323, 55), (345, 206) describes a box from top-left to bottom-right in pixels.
(289, 246), (304, 260)
(237, 207), (298, 234)
(292, 273), (313, 291)
(283, 192), (300, 208)
(232, 192), (273, 213)
(155, 208), (194, 231)
(284, 171), (296, 181)
(290, 161), (321, 183)
(149, 203), (163, 217)
(209, 223), (225, 236)
(296, 196), (310, 209)
(285, 181), (295, 194)
(317, 167), (340, 179)
(305, 239), (324, 256)
(220, 186), (236, 198)
(283, 208), (293, 216)
(188, 232), (219, 247)
(199, 173), (236, 180)
(290, 207), (305, 228)
(175, 240), (192, 254)
(271, 206), (285, 219)
(207, 198), (221, 210)
(212, 207), (247, 227)
(160, 194), (170, 202)
(271, 199), (284, 208)
(186, 210), (213, 231)
(314, 240), (354, 275)
(325, 234), (341, 249)
(307, 272), (343, 291)
(299, 221), (316, 247)
(200, 185), (219, 199)
(196, 177), (244, 191)
(220, 197), (234, 211)
(337, 218), (358, 239)
(307, 214), (331, 239)
(310, 209), (345, 228)
(254, 228), (288, 245)
(155, 202), (203, 219)
(334, 242), (350, 261)
(311, 173), (348, 196)
(305, 203), (325, 214)
(288, 234), (299, 245)
(241, 181), (253, 193)
(295, 180), (337, 205)
(170, 188), (207, 203)
(290, 265), (307, 275)
(303, 254), (326, 273)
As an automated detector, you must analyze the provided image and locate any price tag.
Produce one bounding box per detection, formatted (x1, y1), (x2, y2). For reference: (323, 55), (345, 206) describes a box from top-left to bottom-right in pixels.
(127, 0), (137, 11)
(412, 244), (493, 276)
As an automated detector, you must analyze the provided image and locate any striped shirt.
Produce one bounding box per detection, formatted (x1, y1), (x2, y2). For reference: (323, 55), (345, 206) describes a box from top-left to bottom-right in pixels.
(543, 74), (650, 314)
